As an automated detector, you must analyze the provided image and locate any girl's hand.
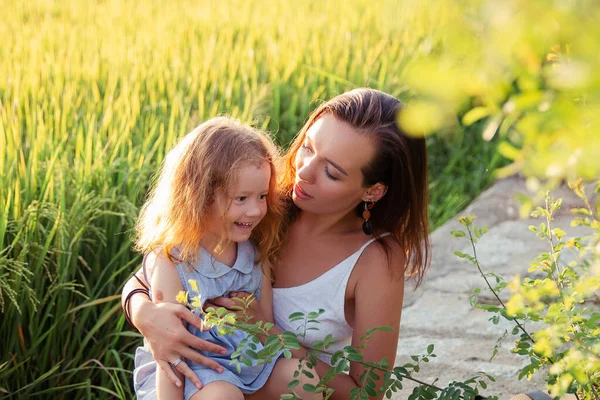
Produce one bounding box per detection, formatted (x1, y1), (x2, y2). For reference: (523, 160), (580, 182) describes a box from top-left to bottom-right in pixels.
(136, 300), (227, 389)
(206, 291), (268, 324)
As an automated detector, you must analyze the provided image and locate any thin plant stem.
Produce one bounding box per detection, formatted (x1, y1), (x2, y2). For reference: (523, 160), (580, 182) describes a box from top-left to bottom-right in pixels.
(544, 195), (562, 289)
(466, 226), (535, 344)
(587, 378), (600, 400)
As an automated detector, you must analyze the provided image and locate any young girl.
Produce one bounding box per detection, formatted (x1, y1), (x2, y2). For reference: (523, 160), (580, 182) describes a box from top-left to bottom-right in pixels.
(133, 117), (285, 400)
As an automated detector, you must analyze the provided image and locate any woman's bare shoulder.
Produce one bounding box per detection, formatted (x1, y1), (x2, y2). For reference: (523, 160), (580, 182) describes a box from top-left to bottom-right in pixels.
(356, 235), (406, 281)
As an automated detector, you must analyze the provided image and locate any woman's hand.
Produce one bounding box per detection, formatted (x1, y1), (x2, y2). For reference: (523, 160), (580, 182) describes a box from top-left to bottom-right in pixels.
(135, 300), (227, 389)
(205, 291), (269, 325)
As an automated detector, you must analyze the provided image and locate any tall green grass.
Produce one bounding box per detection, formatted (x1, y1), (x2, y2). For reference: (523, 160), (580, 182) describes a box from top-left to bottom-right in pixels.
(0, 0), (505, 397)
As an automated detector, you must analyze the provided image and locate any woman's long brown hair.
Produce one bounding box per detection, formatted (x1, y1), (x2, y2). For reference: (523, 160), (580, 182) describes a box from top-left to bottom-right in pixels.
(279, 88), (431, 285)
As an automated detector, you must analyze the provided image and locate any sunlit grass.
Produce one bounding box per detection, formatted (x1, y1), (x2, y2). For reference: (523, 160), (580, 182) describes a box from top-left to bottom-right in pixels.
(0, 0), (504, 397)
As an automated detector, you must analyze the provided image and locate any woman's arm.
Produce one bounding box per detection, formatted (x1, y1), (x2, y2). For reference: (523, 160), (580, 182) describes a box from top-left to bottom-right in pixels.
(122, 264), (151, 329)
(345, 240), (405, 399)
(259, 270), (274, 322)
(291, 240), (404, 399)
(121, 255), (227, 390)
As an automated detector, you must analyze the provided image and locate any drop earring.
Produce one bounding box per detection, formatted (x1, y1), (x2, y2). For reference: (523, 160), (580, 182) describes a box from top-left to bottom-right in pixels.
(362, 201), (375, 235)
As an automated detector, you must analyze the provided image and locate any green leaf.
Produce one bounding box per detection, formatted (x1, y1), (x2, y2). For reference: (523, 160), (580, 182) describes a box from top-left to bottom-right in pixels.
(216, 307), (228, 317)
(288, 312), (305, 322)
(368, 370), (381, 381)
(571, 207), (591, 216)
(240, 356), (252, 367)
(263, 322), (274, 331)
(454, 251), (469, 259)
(334, 360), (348, 375)
(303, 383), (317, 393)
(307, 310), (324, 319)
(367, 326), (393, 333)
(302, 370), (315, 379)
(365, 385), (377, 396)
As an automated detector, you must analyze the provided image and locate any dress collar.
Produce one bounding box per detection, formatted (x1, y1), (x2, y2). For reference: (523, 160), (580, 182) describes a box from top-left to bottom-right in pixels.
(193, 241), (256, 278)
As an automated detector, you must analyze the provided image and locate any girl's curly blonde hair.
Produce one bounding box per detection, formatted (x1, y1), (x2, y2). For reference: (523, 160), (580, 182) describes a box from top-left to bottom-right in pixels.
(135, 117), (282, 271)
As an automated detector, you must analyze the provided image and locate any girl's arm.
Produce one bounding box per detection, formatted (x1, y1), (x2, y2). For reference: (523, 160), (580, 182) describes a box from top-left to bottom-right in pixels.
(150, 254), (187, 399)
(121, 257), (226, 391)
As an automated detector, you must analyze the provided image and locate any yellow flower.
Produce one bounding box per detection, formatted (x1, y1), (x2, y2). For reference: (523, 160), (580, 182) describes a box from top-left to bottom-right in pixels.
(533, 336), (553, 358)
(188, 279), (200, 294)
(506, 293), (525, 316)
(176, 291), (189, 306)
(190, 295), (202, 309)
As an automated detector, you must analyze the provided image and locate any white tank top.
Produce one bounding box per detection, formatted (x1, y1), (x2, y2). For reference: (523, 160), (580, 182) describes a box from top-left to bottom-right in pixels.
(272, 234), (390, 365)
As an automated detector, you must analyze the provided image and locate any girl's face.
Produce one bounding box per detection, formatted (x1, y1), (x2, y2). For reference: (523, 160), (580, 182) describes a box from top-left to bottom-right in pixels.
(206, 161), (271, 243)
(293, 114), (377, 216)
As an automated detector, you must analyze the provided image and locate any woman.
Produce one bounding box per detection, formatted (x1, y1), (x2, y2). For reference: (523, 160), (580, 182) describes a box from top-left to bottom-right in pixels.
(123, 88), (430, 399)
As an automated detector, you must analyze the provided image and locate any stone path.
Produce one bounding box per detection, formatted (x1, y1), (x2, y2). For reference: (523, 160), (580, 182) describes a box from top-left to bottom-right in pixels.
(393, 176), (594, 399)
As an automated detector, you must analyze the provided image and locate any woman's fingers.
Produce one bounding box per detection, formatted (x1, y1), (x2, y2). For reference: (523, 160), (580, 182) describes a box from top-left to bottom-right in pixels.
(156, 359), (182, 388)
(174, 360), (203, 390)
(175, 304), (206, 331)
(203, 300), (217, 311)
(179, 346), (225, 373)
(207, 296), (236, 309)
(179, 329), (227, 355)
(230, 291), (251, 299)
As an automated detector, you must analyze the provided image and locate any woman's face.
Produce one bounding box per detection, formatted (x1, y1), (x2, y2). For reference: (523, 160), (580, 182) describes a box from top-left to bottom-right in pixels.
(293, 114), (377, 216)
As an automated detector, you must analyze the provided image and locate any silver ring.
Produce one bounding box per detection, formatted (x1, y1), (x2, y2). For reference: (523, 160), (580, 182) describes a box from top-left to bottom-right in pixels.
(170, 357), (183, 368)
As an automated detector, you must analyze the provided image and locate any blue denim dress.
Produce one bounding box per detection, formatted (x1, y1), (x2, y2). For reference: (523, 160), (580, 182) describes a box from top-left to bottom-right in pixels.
(133, 241), (282, 400)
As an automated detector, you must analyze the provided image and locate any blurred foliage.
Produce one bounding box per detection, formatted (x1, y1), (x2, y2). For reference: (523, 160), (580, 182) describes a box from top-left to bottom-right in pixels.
(399, 0), (600, 182)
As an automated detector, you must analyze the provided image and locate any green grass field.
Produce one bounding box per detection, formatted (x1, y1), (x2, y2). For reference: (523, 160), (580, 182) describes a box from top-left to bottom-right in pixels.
(0, 0), (506, 397)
